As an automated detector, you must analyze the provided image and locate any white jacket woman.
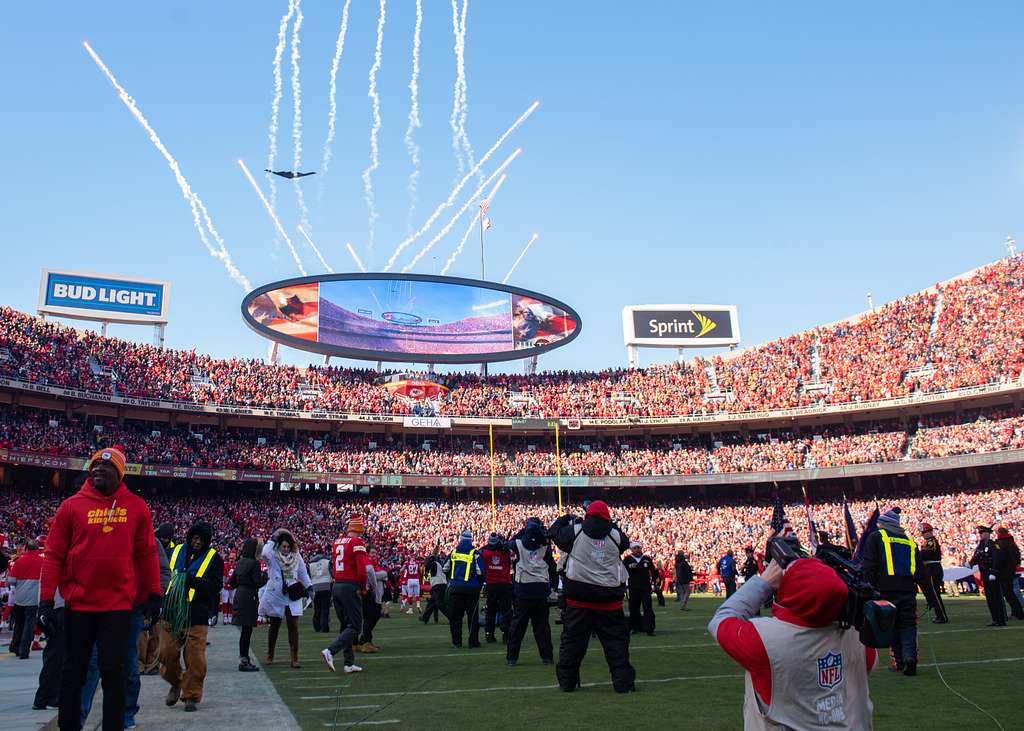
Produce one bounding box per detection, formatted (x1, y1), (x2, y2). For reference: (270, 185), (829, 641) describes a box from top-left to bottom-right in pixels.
(258, 529), (311, 667)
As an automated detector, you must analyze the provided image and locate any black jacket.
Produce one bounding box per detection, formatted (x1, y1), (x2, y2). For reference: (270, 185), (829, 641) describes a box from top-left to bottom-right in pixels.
(741, 556), (759, 581)
(508, 523), (557, 600)
(861, 526), (921, 594)
(995, 537), (1021, 578)
(551, 514), (630, 605)
(674, 553), (693, 584)
(623, 555), (657, 591)
(179, 522), (224, 627)
(230, 538), (267, 626)
(971, 538), (1001, 575)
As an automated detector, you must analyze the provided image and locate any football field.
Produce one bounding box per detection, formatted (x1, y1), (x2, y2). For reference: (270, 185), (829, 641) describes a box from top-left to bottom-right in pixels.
(260, 595), (1022, 730)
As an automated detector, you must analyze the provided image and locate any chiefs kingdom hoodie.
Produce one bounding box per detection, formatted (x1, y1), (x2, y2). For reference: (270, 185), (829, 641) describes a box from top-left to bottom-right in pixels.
(40, 479), (161, 612)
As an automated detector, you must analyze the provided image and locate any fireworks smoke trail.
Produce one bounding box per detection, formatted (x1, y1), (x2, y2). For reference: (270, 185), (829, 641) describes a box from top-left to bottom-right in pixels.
(362, 0), (387, 251)
(402, 150), (520, 272)
(448, 0), (468, 178)
(289, 0), (310, 229)
(345, 242), (367, 272)
(383, 100), (539, 271)
(267, 0), (297, 219)
(82, 41), (250, 291)
(320, 0), (353, 180)
(440, 173), (507, 276)
(454, 0), (483, 188)
(502, 233), (539, 284)
(238, 159), (307, 275)
(404, 0), (424, 227)
(297, 225), (333, 272)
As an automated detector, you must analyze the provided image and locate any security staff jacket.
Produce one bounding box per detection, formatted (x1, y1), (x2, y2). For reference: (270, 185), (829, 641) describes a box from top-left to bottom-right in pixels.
(861, 526), (921, 594)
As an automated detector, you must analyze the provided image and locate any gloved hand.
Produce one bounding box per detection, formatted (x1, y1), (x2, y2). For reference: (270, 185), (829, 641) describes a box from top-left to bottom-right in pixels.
(988, 574), (997, 582)
(143, 593), (163, 622)
(37, 600), (56, 635)
(185, 574), (202, 590)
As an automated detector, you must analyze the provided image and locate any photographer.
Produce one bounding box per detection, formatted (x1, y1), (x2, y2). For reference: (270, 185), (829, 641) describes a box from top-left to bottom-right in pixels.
(709, 557), (877, 729)
(860, 508), (922, 675)
(550, 500), (635, 693)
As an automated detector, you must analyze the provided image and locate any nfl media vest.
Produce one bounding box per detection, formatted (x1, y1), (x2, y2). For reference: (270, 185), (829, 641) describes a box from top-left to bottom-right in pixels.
(514, 539), (551, 584)
(563, 524), (628, 588)
(743, 618), (872, 730)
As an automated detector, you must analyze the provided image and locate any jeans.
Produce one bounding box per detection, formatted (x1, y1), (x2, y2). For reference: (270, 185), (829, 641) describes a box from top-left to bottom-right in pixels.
(80, 608), (145, 727)
(59, 609), (131, 731)
(676, 583), (691, 608)
(313, 589), (333, 632)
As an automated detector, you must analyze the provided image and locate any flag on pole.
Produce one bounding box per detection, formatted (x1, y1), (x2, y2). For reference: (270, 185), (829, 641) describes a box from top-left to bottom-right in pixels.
(483, 217), (492, 231)
(852, 506), (879, 564)
(770, 493), (786, 535)
(801, 485), (819, 554)
(842, 497), (858, 551)
(480, 199), (490, 217)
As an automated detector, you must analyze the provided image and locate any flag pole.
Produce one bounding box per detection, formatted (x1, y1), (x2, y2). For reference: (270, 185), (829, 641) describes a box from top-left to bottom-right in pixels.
(489, 423), (496, 532)
(479, 205), (486, 279)
(555, 422), (563, 512)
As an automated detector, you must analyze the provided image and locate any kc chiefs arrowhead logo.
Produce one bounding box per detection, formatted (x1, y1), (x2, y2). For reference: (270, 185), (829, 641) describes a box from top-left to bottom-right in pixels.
(817, 652), (843, 690)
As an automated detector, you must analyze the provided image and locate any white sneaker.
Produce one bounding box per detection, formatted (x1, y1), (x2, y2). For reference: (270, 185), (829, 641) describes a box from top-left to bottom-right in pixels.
(343, 664), (364, 674)
(321, 648), (336, 672)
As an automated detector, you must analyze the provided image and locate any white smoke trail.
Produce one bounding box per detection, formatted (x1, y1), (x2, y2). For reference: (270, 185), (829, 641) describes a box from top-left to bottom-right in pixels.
(297, 225), (333, 272)
(383, 100), (539, 271)
(362, 0), (387, 251)
(345, 243), (367, 272)
(404, 0), (423, 226)
(267, 0), (297, 219)
(320, 0), (353, 179)
(289, 0), (310, 229)
(502, 234), (539, 284)
(402, 150), (520, 273)
(82, 41), (250, 291)
(440, 174), (507, 276)
(448, 0), (467, 178)
(454, 0), (483, 188)
(238, 159), (307, 275)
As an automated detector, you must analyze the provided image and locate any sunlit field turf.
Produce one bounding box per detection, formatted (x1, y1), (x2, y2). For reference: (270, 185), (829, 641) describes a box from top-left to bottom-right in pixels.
(258, 595), (1022, 730)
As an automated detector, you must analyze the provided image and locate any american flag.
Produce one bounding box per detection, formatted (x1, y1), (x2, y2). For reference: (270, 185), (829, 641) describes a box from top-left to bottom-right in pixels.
(480, 199), (490, 217)
(770, 493), (786, 534)
(802, 485), (819, 553)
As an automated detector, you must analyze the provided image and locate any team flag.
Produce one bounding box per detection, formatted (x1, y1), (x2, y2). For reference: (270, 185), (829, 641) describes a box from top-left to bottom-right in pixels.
(770, 493), (786, 535)
(801, 485), (819, 553)
(483, 217), (492, 231)
(480, 199), (490, 217)
(842, 497), (858, 551)
(853, 506), (880, 564)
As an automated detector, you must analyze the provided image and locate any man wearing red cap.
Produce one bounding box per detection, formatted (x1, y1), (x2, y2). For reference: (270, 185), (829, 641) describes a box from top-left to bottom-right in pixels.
(710, 558), (877, 729)
(38, 446), (161, 731)
(322, 516), (370, 674)
(916, 523), (948, 624)
(550, 500), (635, 693)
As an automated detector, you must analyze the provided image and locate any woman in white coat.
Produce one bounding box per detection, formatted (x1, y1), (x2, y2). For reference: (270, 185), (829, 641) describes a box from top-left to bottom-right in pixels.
(259, 528), (312, 668)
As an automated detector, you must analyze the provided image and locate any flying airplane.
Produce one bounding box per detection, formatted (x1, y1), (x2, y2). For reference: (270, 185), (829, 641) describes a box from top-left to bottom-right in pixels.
(264, 170), (316, 179)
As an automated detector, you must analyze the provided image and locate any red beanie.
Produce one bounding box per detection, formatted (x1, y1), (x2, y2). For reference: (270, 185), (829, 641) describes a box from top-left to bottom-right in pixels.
(773, 558), (848, 628)
(921, 523), (933, 532)
(586, 500), (611, 521)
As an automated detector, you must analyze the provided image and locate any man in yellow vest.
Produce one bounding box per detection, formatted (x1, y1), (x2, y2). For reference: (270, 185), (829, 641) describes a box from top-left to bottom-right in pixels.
(158, 521), (223, 713)
(861, 508), (922, 676)
(442, 531), (485, 648)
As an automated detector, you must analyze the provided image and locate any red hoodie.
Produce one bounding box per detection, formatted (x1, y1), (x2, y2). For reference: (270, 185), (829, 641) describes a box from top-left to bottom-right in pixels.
(40, 479), (161, 612)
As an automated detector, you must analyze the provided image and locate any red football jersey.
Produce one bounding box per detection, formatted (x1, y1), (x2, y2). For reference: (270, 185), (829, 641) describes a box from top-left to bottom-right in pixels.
(332, 536), (369, 586)
(401, 560), (420, 582)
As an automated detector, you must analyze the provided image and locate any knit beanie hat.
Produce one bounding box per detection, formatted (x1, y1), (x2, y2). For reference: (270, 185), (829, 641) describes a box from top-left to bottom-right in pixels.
(487, 533), (501, 547)
(878, 508), (901, 530)
(586, 500), (611, 522)
(87, 445), (127, 481)
(155, 523), (174, 541)
(347, 516), (365, 534)
(460, 530), (473, 541)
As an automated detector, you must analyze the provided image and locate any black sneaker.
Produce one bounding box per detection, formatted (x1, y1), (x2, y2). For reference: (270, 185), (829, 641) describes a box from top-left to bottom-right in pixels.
(542, 658), (554, 665)
(506, 659), (517, 666)
(184, 700), (197, 712)
(903, 659), (917, 677)
(486, 636), (497, 643)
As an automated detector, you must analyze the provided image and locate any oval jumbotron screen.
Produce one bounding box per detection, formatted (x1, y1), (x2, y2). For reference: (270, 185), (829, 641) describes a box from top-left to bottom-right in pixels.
(240, 273), (582, 364)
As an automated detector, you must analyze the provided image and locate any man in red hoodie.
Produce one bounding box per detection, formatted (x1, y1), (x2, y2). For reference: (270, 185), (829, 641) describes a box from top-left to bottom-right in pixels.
(709, 557), (876, 729)
(38, 446), (161, 731)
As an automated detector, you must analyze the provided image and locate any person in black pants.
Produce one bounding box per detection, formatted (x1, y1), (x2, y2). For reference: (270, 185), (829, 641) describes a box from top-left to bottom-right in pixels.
(972, 525), (1008, 626)
(995, 527), (1024, 620)
(505, 517), (557, 666)
(917, 524), (949, 624)
(623, 542), (657, 635)
(421, 553), (448, 624)
(33, 593), (65, 710)
(230, 538), (267, 671)
(442, 531), (485, 648)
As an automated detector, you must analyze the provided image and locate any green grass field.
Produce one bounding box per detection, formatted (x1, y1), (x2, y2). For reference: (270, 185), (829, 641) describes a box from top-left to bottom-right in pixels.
(259, 595), (1022, 730)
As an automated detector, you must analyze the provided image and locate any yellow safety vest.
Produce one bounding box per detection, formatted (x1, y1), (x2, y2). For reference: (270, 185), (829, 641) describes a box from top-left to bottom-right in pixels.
(879, 529), (915, 577)
(450, 548), (476, 581)
(168, 544), (217, 603)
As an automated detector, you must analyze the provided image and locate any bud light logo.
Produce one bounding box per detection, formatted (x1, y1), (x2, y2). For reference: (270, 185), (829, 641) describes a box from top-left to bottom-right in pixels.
(817, 652), (843, 690)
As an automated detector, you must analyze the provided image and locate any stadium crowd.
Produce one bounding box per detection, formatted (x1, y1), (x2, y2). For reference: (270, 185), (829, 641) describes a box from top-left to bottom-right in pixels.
(2, 483), (1021, 578)
(2, 405), (1021, 477)
(1, 257), (1022, 419)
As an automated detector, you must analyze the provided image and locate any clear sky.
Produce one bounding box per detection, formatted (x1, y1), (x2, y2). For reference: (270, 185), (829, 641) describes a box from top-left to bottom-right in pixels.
(2, 2), (1023, 373)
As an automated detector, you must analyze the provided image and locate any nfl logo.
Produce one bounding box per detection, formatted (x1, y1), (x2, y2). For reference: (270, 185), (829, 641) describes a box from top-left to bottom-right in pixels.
(817, 652), (843, 690)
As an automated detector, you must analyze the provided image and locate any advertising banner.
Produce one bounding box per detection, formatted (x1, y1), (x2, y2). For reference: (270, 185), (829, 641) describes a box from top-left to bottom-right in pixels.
(402, 416), (452, 428)
(38, 270), (170, 324)
(622, 304), (739, 347)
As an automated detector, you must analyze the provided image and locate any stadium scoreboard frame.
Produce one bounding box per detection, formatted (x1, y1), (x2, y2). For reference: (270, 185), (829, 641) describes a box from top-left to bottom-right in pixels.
(241, 272), (582, 365)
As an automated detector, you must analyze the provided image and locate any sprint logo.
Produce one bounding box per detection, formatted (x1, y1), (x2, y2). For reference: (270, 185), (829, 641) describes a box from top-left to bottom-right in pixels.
(693, 311), (717, 338)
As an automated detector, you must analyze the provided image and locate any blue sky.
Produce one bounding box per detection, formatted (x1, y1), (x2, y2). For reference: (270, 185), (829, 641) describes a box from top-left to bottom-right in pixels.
(2, 2), (1023, 373)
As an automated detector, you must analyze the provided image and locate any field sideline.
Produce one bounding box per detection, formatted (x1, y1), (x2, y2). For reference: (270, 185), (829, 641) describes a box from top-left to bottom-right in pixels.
(258, 595), (1022, 730)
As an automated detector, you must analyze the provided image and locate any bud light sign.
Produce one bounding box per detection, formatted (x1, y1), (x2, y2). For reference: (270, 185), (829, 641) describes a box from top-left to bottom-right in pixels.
(38, 270), (170, 324)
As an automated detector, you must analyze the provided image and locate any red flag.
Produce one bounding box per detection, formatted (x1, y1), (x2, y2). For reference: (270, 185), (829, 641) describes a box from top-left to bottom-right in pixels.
(480, 199), (490, 217)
